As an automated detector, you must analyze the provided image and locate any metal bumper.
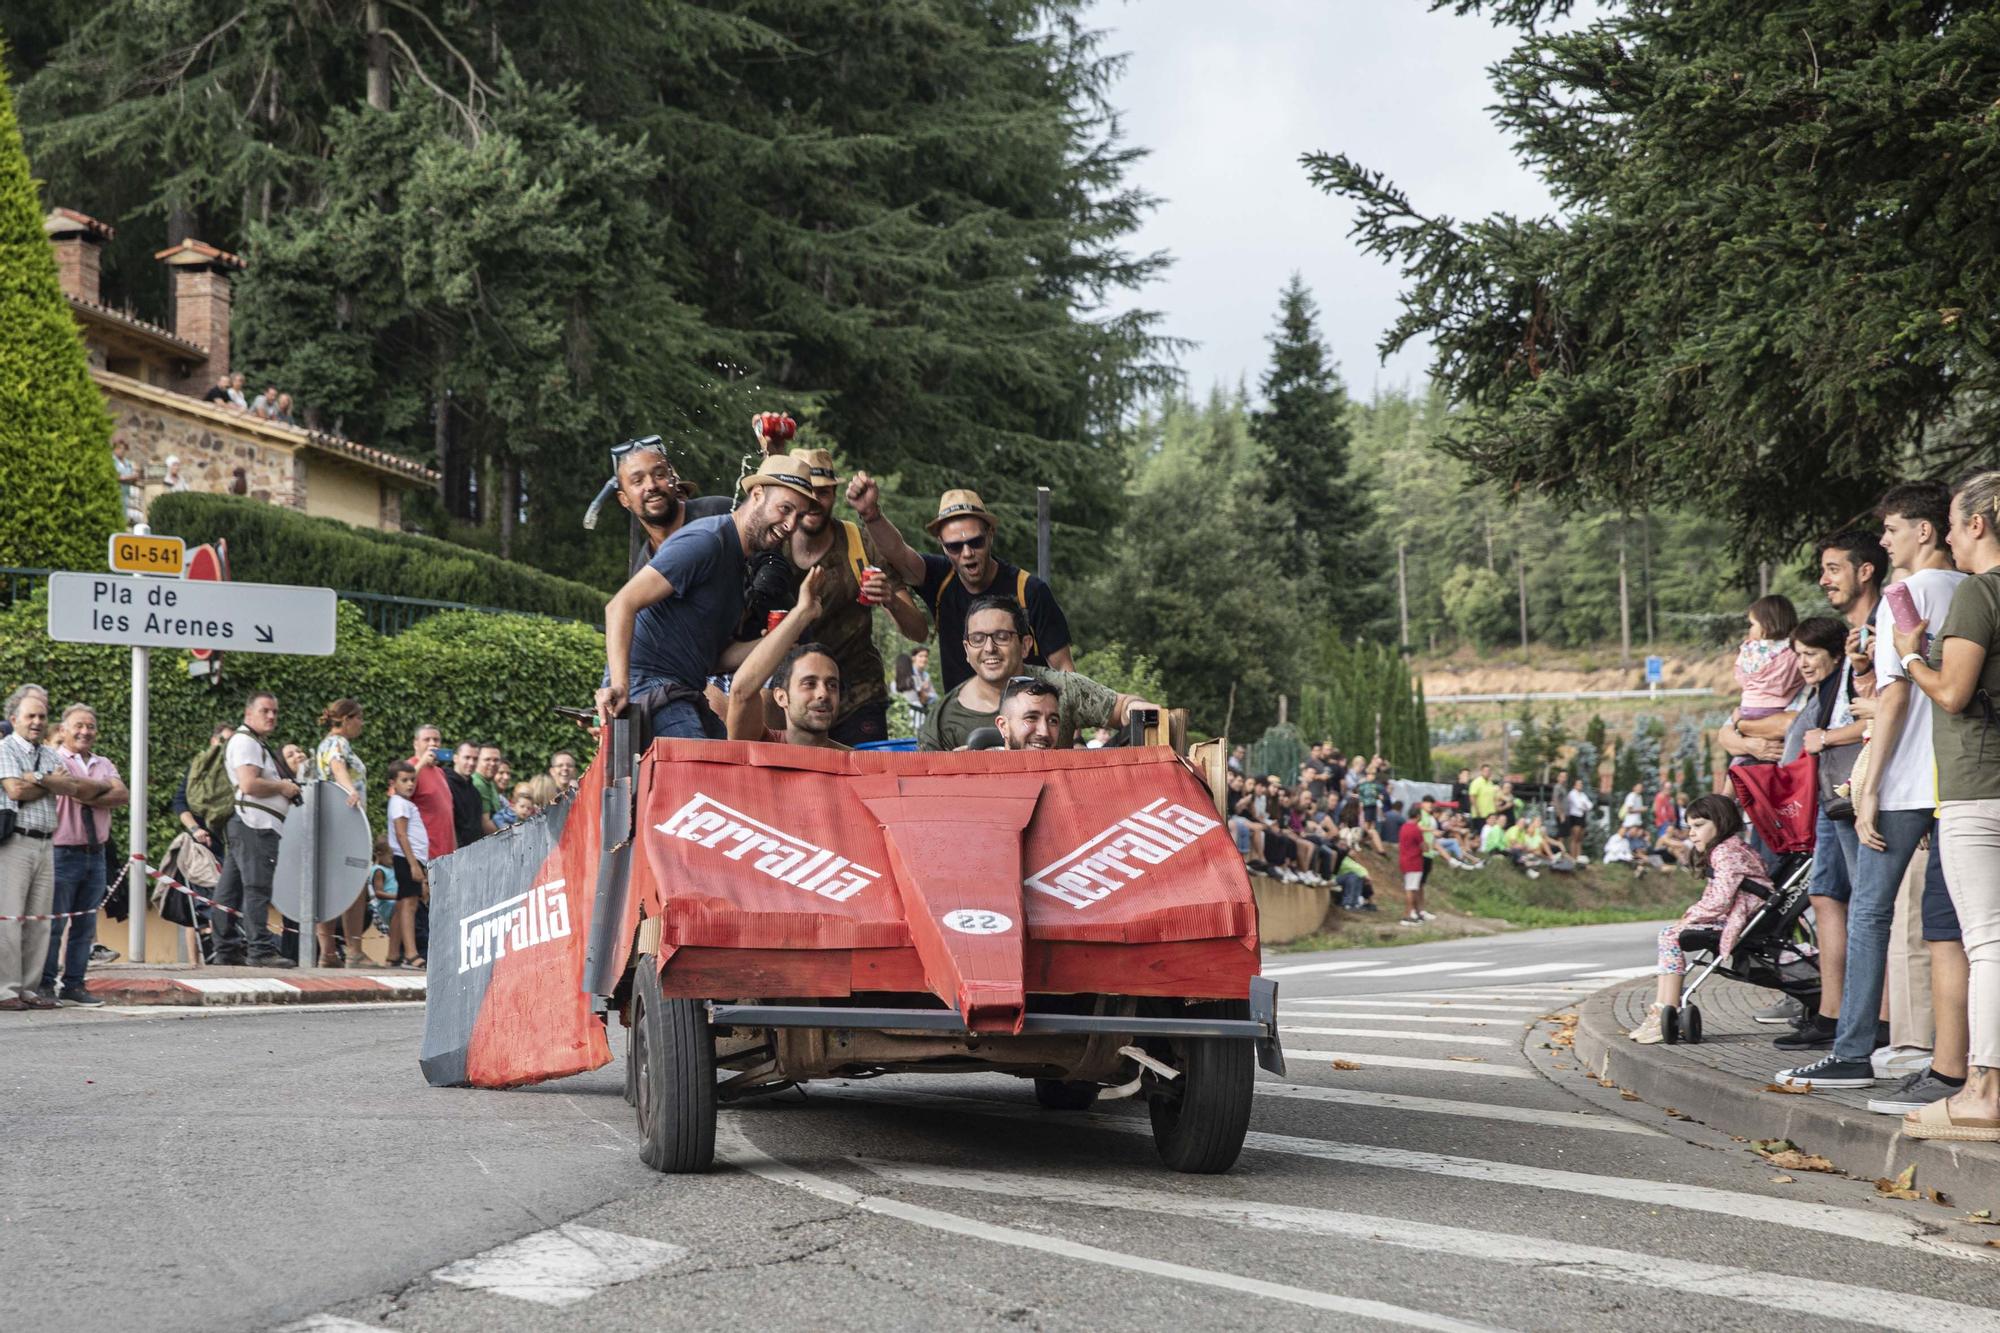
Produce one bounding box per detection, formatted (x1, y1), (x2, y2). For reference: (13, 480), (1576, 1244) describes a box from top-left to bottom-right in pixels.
(706, 975), (1286, 1074)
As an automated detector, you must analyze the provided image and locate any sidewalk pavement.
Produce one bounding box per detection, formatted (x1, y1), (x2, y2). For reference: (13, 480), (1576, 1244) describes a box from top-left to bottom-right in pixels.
(68, 961), (428, 1006)
(1576, 976), (2000, 1213)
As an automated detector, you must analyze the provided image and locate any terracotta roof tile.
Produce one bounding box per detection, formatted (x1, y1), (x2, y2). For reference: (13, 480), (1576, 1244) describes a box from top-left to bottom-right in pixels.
(153, 238), (246, 270)
(66, 295), (208, 357)
(44, 207), (116, 241)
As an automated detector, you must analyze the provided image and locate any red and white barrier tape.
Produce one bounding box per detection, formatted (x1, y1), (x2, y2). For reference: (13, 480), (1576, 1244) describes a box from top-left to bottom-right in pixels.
(129, 854), (244, 919)
(0, 852), (135, 922)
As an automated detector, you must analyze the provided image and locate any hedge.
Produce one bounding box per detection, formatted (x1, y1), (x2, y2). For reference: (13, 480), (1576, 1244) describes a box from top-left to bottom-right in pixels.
(146, 493), (611, 622)
(0, 43), (123, 570)
(0, 594), (604, 850)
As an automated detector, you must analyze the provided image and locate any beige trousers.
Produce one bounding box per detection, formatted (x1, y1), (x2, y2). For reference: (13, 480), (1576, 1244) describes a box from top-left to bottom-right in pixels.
(1941, 800), (2000, 1069)
(1886, 841), (1935, 1051)
(0, 836), (56, 998)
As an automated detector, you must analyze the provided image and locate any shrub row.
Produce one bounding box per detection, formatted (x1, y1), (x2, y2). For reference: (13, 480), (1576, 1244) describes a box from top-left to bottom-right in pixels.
(0, 595), (605, 847)
(145, 493), (610, 622)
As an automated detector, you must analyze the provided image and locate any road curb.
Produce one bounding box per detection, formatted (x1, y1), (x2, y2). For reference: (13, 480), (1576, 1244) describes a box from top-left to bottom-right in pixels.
(85, 973), (427, 1006)
(1575, 981), (2000, 1212)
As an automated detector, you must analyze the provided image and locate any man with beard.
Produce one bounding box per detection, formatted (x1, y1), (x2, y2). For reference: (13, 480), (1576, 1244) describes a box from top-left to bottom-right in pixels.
(599, 454), (815, 738)
(919, 595), (1152, 751)
(774, 449), (928, 744)
(845, 479), (1076, 693)
(994, 678), (1061, 751)
(724, 568), (843, 749)
(584, 436), (733, 577)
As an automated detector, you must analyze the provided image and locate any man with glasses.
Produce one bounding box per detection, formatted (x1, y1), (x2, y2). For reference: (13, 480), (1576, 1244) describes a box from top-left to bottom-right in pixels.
(918, 596), (1150, 750)
(844, 481), (1076, 692)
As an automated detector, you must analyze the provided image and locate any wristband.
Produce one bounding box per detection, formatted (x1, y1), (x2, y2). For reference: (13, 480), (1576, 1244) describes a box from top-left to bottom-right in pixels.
(1900, 652), (1924, 672)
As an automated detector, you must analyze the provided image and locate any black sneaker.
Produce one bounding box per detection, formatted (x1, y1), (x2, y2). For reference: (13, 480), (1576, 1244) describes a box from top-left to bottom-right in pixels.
(211, 951), (246, 968)
(57, 989), (105, 1008)
(246, 953), (298, 970)
(1775, 1054), (1875, 1088)
(1774, 1014), (1836, 1051)
(89, 944), (119, 963)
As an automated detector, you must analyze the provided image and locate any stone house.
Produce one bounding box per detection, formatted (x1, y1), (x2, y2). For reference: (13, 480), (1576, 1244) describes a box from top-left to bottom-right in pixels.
(45, 208), (437, 532)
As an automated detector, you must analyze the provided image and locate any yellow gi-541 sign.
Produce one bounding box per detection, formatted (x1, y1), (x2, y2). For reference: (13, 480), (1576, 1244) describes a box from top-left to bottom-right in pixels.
(107, 533), (186, 576)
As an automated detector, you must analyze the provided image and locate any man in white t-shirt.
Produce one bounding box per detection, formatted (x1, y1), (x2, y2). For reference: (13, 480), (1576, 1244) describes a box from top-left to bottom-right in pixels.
(1779, 484), (1966, 1089)
(210, 692), (301, 967)
(1563, 780), (1594, 858)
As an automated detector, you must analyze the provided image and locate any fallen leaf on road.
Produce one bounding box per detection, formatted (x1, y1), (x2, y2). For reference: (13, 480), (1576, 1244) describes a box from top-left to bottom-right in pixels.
(1663, 1108), (1691, 1120)
(1928, 1189), (1950, 1207)
(1447, 1056), (1485, 1063)
(1750, 1139), (1798, 1156)
(1762, 1082), (1815, 1095)
(1874, 1165), (1920, 1200)
(1767, 1151), (1836, 1173)
(1330, 1060), (1363, 1071)
(1770, 1174), (1796, 1184)
(1620, 1091), (1641, 1101)
(1986, 1239), (2000, 1250)
(1963, 1210), (1997, 1226)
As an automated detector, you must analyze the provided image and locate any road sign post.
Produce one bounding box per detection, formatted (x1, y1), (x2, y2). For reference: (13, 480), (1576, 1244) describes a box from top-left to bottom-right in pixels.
(47, 570), (336, 965)
(1644, 654), (1664, 700)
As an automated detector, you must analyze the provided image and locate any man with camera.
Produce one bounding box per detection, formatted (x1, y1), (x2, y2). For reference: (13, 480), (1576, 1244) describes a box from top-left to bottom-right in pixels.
(211, 692), (300, 968)
(598, 454), (817, 738)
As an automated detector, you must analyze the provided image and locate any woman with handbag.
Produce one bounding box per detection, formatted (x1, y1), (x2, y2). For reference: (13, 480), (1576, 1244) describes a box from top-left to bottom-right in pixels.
(1895, 471), (2000, 1141)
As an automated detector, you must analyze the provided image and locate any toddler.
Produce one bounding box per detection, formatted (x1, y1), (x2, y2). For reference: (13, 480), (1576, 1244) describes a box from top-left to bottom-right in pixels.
(366, 838), (398, 938)
(1735, 595), (1805, 720)
(1629, 794), (1771, 1044)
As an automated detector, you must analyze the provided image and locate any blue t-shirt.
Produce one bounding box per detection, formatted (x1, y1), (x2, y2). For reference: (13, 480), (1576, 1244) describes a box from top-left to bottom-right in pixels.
(630, 514), (747, 693)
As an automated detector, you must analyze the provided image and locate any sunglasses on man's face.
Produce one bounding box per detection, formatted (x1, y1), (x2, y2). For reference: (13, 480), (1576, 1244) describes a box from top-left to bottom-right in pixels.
(942, 532), (988, 555)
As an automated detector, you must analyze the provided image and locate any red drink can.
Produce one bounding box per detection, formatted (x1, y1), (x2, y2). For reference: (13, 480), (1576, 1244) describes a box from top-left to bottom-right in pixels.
(766, 610), (786, 635)
(858, 565), (884, 605)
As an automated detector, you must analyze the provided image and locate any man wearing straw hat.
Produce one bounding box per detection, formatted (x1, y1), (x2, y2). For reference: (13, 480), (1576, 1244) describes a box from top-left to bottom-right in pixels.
(776, 448), (929, 745)
(597, 454), (817, 739)
(844, 478), (1075, 693)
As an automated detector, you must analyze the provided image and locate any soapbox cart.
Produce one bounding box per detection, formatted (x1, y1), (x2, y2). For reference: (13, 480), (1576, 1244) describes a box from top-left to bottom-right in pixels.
(420, 719), (1283, 1175)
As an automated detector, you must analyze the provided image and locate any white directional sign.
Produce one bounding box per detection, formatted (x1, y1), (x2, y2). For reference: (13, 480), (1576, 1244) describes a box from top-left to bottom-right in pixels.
(47, 572), (337, 656)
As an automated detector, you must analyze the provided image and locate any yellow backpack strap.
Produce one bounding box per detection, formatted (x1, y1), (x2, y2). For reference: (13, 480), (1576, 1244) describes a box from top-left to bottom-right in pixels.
(933, 567), (955, 616)
(840, 521), (867, 585)
(1015, 567), (1029, 605)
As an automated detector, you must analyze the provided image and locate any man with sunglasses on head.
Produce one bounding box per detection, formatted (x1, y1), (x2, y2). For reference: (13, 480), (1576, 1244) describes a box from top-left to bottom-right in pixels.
(584, 436), (734, 579)
(598, 455), (817, 739)
(919, 595), (1150, 751)
(845, 480), (1076, 692)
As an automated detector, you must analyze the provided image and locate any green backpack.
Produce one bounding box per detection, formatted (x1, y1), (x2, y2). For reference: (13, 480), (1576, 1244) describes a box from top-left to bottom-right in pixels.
(185, 738), (239, 828)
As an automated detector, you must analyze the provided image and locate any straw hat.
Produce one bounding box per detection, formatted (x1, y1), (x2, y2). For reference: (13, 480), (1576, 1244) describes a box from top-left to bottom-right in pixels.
(737, 454), (819, 502)
(791, 448), (839, 492)
(925, 488), (995, 535)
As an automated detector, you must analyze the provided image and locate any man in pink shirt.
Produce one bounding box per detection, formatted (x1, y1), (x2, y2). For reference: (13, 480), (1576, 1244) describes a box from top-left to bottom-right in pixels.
(44, 704), (128, 1005)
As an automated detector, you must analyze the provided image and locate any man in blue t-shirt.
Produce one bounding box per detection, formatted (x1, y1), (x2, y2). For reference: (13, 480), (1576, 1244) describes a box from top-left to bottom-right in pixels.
(598, 455), (817, 739)
(844, 480), (1075, 693)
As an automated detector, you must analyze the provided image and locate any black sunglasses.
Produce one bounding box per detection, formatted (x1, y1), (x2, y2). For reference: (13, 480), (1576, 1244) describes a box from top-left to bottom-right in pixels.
(942, 532), (989, 555)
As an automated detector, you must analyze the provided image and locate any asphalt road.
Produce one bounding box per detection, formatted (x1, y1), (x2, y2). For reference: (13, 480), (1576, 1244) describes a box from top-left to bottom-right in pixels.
(8, 920), (1999, 1333)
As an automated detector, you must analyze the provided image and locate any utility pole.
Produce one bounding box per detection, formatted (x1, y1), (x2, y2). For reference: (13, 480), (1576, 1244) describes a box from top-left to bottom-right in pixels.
(1484, 520), (1495, 572)
(1396, 541), (1410, 649)
(1618, 529), (1632, 667)
(1516, 558), (1529, 655)
(1640, 510), (1655, 646)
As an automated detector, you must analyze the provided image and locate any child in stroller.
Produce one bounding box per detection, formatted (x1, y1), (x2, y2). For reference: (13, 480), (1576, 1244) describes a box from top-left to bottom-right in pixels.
(1629, 794), (1774, 1044)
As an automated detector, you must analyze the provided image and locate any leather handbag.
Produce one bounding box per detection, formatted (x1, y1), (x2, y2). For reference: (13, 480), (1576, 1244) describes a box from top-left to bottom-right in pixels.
(1818, 739), (1862, 822)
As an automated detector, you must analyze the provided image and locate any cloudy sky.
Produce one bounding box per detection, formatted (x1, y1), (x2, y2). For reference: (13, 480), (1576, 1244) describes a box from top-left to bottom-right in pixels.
(1089, 0), (1561, 402)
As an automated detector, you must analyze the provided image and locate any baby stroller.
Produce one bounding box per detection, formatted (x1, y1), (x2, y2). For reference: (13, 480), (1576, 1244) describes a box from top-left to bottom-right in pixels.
(1660, 761), (1822, 1045)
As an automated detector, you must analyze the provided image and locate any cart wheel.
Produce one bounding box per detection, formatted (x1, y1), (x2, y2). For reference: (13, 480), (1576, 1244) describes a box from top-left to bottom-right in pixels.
(632, 956), (716, 1173)
(1033, 1079), (1101, 1111)
(1683, 1005), (1703, 1045)
(1147, 1000), (1254, 1174)
(1660, 1005), (1681, 1045)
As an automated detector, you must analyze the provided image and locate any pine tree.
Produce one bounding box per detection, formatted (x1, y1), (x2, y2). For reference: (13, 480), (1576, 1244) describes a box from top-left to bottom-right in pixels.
(0, 41), (120, 569)
(1252, 275), (1374, 632)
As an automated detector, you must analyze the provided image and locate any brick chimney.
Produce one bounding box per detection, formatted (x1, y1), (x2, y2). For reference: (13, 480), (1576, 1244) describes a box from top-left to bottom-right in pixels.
(43, 208), (115, 305)
(154, 238), (247, 378)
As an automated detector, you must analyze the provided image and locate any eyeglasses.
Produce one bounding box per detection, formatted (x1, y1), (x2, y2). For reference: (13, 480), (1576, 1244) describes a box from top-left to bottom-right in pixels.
(942, 533), (988, 555)
(966, 630), (1021, 649)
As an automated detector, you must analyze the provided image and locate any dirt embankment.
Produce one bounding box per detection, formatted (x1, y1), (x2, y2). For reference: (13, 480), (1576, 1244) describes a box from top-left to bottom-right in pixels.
(1420, 650), (1735, 698)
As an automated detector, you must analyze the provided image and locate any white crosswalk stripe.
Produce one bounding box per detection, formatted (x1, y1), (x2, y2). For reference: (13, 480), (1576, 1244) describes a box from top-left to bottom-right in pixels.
(1285, 998), (1546, 1012)
(814, 1087), (1980, 1258)
(1253, 1081), (1662, 1135)
(1279, 1025), (1513, 1046)
(429, 1224), (688, 1307)
(1287, 1051), (1535, 1079)
(1262, 958), (1472, 978)
(718, 1124), (1503, 1332)
(1455, 963), (1603, 978)
(855, 1162), (1998, 1332)
(1280, 1011), (1523, 1027)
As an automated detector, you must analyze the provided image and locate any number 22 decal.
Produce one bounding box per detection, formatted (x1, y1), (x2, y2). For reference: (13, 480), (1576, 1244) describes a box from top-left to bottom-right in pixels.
(942, 909), (1013, 935)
